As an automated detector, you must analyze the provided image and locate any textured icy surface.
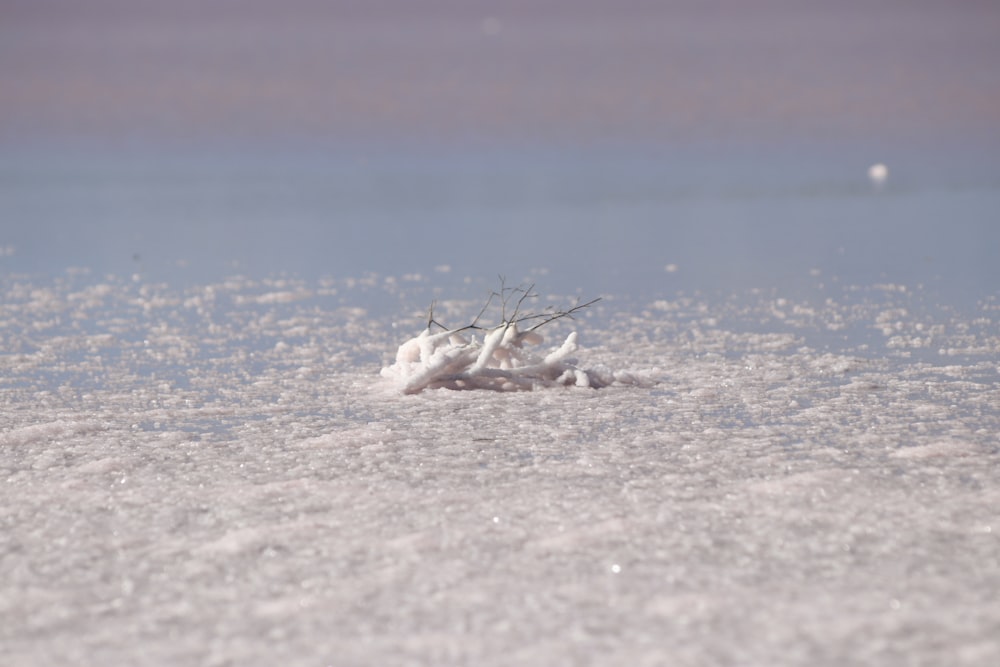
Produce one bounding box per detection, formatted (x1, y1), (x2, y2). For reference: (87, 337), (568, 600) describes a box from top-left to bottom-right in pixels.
(1, 273), (998, 666)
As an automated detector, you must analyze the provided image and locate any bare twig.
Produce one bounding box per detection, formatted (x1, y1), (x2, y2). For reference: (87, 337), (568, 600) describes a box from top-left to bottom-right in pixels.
(522, 297), (601, 331)
(468, 290), (496, 330)
(427, 300), (441, 329)
(422, 280), (599, 336)
(507, 282), (537, 327)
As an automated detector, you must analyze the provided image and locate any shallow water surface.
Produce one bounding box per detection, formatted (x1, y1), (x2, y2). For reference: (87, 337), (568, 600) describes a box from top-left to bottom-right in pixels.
(3, 145), (999, 309)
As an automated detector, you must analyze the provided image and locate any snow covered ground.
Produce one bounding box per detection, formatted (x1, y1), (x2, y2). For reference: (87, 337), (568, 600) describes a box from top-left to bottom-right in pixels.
(2, 272), (997, 666)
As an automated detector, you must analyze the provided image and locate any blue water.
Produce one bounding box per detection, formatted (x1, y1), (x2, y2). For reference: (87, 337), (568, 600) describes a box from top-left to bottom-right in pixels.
(2, 143), (998, 311)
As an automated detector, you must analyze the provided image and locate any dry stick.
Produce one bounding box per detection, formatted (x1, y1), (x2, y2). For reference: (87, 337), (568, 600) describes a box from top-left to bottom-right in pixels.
(427, 290), (493, 333)
(498, 276), (533, 324)
(507, 282), (537, 327)
(423, 282), (598, 337)
(469, 290), (497, 330)
(522, 297), (602, 332)
(498, 275), (511, 322)
(426, 300), (441, 329)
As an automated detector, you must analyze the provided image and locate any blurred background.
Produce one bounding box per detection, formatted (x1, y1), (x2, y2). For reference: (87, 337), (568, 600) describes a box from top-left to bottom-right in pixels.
(2, 0), (999, 302)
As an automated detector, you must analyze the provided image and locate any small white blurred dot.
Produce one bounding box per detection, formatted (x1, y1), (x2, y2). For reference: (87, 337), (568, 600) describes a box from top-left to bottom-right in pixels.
(868, 163), (889, 186)
(610, 563), (621, 574)
(492, 516), (500, 524)
(664, 263), (679, 273)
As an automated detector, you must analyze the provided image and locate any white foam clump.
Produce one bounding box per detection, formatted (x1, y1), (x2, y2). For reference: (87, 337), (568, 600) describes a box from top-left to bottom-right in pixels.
(382, 322), (612, 394)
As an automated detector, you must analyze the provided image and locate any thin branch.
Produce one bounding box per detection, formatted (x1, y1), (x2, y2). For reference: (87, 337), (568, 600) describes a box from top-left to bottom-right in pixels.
(422, 281), (598, 337)
(427, 300), (438, 329)
(507, 282), (537, 327)
(498, 275), (510, 322)
(524, 297), (602, 332)
(469, 290), (496, 330)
